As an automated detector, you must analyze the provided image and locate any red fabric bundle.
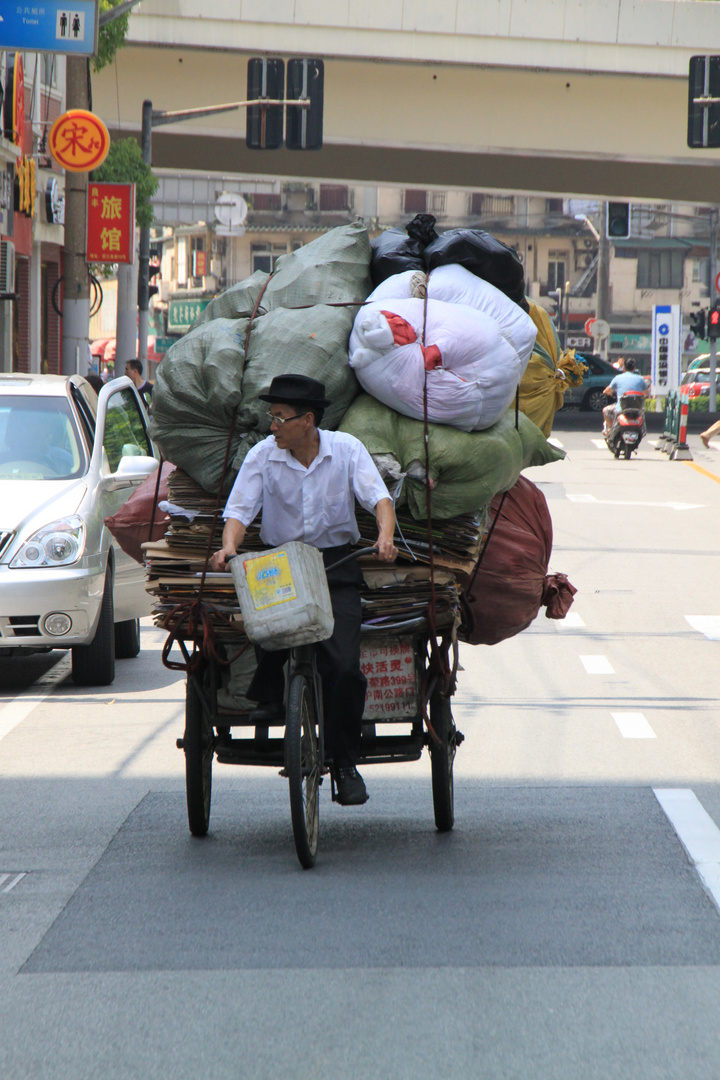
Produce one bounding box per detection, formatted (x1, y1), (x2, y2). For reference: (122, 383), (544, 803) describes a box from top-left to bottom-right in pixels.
(459, 474), (576, 646)
(104, 462), (174, 564)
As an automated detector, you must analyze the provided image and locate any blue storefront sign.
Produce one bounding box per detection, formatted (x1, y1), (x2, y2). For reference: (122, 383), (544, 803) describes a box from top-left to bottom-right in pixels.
(0, 2), (98, 56)
(650, 304), (681, 397)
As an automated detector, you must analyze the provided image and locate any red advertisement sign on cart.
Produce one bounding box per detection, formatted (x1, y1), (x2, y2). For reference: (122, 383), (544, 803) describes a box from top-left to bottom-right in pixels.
(86, 182), (135, 264)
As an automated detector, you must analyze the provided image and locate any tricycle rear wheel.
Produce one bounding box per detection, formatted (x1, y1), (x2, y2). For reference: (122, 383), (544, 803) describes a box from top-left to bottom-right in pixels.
(184, 673), (213, 837)
(286, 673), (320, 869)
(429, 689), (456, 832)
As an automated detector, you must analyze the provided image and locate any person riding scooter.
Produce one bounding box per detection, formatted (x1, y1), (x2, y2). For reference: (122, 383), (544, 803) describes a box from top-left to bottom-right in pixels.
(602, 357), (648, 435)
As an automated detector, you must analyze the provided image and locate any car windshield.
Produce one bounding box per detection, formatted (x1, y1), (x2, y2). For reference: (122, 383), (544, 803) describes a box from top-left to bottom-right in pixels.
(0, 396), (86, 480)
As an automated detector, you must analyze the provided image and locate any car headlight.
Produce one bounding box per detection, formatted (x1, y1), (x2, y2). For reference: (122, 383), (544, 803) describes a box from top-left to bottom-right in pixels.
(10, 516), (86, 568)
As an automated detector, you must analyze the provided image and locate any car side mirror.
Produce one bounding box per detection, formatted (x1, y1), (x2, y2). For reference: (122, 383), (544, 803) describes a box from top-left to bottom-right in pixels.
(102, 454), (158, 490)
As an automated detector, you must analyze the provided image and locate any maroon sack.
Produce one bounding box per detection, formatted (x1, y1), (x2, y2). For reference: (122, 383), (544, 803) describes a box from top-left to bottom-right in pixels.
(459, 475), (576, 646)
(104, 462), (174, 564)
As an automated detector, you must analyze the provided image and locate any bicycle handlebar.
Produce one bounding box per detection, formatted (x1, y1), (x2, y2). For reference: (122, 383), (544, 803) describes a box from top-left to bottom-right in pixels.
(225, 545), (379, 572)
(325, 546), (378, 574)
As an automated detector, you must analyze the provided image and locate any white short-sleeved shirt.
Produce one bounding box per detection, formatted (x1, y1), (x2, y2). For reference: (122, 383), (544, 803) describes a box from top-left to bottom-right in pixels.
(223, 429), (391, 549)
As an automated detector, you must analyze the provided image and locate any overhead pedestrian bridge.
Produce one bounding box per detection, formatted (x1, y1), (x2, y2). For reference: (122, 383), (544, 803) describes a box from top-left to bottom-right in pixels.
(93, 0), (720, 202)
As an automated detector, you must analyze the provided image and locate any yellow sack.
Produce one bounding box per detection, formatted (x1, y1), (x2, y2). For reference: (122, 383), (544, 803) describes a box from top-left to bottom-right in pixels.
(518, 303), (587, 437)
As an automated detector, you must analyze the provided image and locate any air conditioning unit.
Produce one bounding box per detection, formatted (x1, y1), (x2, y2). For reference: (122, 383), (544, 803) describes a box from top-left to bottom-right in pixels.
(0, 241), (15, 293)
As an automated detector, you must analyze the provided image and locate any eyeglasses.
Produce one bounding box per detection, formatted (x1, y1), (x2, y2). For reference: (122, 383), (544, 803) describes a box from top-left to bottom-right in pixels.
(267, 411), (306, 426)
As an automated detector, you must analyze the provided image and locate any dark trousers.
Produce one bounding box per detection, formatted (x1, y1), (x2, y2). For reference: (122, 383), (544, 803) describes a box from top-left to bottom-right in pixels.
(247, 545), (367, 767)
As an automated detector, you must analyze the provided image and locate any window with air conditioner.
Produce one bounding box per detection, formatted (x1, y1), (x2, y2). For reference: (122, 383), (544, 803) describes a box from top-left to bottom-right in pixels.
(0, 241), (16, 293)
(404, 189), (427, 214)
(319, 185), (349, 212)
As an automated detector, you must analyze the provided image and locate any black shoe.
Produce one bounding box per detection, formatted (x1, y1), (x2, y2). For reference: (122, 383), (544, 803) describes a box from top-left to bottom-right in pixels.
(249, 701), (285, 724)
(333, 766), (369, 806)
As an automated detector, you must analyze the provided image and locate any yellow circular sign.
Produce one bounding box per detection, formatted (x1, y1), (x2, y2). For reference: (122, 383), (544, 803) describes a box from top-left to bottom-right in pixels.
(49, 109), (110, 173)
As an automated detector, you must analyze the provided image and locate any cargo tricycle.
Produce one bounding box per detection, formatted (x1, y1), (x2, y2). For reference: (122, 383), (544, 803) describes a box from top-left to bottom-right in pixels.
(171, 546), (462, 869)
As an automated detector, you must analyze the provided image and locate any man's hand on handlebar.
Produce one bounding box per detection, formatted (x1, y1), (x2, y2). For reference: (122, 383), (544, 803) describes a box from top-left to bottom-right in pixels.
(375, 535), (398, 562)
(209, 546), (235, 572)
(211, 518), (247, 572)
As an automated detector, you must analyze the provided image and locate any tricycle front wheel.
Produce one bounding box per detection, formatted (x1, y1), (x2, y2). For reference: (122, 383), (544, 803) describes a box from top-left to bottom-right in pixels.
(429, 689), (456, 832)
(286, 673), (320, 869)
(184, 674), (213, 837)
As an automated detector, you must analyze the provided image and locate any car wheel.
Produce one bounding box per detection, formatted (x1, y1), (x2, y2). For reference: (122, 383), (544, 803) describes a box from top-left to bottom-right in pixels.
(584, 388), (607, 412)
(71, 566), (116, 686)
(115, 618), (141, 659)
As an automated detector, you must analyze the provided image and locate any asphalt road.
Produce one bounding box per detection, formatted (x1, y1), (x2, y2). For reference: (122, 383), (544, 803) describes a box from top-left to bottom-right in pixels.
(2, 423), (720, 1079)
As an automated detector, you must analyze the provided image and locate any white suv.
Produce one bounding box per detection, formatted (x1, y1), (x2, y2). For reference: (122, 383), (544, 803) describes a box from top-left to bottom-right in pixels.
(0, 373), (159, 685)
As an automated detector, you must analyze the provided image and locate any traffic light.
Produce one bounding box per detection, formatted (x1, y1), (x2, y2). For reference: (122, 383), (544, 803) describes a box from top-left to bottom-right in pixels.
(246, 58), (285, 150)
(708, 302), (720, 340)
(286, 58), (324, 150)
(688, 56), (720, 148)
(606, 202), (631, 239)
(689, 308), (707, 339)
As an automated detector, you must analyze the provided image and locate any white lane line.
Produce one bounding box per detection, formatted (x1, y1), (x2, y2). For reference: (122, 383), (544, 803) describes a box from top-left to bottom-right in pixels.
(612, 712), (657, 739)
(567, 494), (703, 510)
(555, 612), (586, 630)
(1, 873), (26, 894)
(654, 789), (720, 912)
(685, 615), (720, 640)
(590, 438), (606, 449)
(547, 436), (564, 449)
(580, 655), (615, 674)
(0, 654), (71, 742)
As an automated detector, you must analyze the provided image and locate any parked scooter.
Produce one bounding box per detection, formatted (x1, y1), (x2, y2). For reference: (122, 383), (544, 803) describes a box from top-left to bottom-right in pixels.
(604, 390), (646, 459)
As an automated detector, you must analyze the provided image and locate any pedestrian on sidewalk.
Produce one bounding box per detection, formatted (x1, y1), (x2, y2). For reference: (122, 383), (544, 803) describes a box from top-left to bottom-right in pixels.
(700, 419), (720, 448)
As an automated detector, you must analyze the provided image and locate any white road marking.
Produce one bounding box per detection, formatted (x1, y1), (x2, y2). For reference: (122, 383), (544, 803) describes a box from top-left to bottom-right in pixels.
(654, 788), (720, 913)
(1, 873), (26, 894)
(580, 655), (615, 674)
(567, 493), (703, 510)
(555, 612), (586, 630)
(590, 438), (606, 449)
(0, 654), (71, 743)
(547, 436), (564, 449)
(612, 712), (656, 739)
(685, 615), (720, 641)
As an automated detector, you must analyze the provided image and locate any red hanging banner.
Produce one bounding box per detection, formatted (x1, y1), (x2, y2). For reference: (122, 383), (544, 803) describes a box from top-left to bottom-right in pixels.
(86, 182), (135, 264)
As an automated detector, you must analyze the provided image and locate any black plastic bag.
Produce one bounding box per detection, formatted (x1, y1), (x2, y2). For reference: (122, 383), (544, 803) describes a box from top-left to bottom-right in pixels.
(370, 214), (438, 287)
(424, 228), (527, 308)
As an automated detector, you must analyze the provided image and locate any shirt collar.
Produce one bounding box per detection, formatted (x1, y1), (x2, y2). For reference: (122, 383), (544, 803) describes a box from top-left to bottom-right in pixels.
(267, 429), (332, 471)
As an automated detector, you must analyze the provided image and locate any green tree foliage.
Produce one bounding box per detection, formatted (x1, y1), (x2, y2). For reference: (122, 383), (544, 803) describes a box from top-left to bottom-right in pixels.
(94, 0), (130, 73)
(93, 139), (159, 228)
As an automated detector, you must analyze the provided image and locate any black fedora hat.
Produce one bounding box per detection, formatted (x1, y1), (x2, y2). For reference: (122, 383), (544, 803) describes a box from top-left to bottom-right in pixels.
(258, 373), (332, 408)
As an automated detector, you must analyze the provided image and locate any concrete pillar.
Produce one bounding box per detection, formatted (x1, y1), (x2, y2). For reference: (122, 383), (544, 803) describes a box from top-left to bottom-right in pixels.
(62, 56), (90, 376)
(29, 241), (42, 372)
(116, 257), (139, 367)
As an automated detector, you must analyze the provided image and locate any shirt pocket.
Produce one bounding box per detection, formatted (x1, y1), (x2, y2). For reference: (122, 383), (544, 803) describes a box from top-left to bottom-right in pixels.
(319, 490), (350, 532)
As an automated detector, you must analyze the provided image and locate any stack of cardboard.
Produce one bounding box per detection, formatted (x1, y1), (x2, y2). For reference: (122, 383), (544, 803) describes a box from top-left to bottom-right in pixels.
(145, 470), (487, 641)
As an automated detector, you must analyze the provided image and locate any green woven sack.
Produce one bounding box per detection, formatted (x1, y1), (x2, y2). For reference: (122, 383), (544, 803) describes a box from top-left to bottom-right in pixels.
(339, 394), (565, 519)
(150, 223), (372, 495)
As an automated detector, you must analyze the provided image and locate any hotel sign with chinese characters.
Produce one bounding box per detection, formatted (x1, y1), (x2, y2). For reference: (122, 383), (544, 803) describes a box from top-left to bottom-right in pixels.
(86, 183), (135, 264)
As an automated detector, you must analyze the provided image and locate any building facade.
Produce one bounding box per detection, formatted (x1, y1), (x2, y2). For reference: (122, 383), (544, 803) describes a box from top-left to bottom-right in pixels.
(0, 50), (66, 375)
